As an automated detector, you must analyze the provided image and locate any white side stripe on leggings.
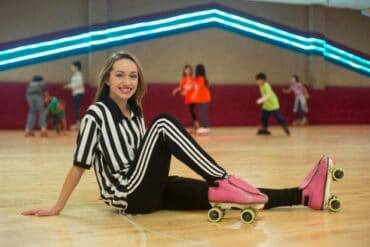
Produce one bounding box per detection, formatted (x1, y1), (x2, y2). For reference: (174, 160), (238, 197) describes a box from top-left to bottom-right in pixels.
(127, 118), (225, 193)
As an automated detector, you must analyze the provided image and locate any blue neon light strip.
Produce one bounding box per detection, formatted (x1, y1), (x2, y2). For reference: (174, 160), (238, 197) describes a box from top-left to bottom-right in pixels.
(0, 9), (369, 75)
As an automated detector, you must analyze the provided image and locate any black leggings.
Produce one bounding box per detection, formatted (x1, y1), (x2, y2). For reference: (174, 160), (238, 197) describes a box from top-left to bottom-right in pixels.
(126, 114), (300, 214)
(188, 104), (197, 122)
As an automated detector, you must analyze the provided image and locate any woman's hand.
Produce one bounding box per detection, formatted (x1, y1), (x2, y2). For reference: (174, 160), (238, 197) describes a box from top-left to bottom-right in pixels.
(21, 206), (61, 217)
(21, 166), (85, 217)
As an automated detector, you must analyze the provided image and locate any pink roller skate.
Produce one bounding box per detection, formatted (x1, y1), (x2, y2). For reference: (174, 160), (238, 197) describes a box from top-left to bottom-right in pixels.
(208, 176), (268, 223)
(300, 156), (344, 212)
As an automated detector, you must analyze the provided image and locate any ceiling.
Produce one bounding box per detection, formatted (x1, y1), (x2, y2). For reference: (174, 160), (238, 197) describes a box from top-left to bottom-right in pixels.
(248, 0), (370, 10)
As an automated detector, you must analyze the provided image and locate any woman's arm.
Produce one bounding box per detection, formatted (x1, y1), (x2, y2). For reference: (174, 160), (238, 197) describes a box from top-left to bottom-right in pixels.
(172, 87), (182, 96)
(282, 87), (291, 94)
(256, 95), (270, 104)
(21, 166), (85, 217)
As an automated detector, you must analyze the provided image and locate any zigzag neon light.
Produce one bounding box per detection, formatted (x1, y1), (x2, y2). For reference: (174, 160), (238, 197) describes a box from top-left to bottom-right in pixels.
(0, 8), (369, 75)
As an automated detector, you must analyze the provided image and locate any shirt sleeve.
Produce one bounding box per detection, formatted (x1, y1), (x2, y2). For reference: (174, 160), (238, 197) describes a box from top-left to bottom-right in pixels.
(73, 116), (100, 169)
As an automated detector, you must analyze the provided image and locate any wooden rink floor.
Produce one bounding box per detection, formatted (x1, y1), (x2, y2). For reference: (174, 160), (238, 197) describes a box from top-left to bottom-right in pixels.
(0, 125), (369, 247)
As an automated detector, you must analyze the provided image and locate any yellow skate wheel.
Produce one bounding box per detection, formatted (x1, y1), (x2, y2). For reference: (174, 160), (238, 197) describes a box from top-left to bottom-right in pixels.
(208, 207), (223, 223)
(251, 207), (258, 216)
(328, 196), (341, 212)
(240, 208), (256, 224)
(332, 168), (344, 181)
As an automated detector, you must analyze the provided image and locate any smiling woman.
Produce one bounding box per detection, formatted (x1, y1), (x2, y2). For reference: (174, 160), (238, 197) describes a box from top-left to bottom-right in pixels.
(21, 51), (343, 223)
(94, 52), (145, 118)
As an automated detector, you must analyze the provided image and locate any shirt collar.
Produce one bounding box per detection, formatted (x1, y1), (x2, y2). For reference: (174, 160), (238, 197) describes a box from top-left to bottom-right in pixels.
(101, 97), (136, 123)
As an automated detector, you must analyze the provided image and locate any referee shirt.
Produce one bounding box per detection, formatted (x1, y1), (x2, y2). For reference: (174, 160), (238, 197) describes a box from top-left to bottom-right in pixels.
(73, 97), (146, 210)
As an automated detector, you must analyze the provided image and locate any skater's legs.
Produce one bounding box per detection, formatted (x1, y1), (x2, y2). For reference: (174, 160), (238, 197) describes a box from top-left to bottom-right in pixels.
(273, 110), (290, 135)
(126, 133), (171, 213)
(188, 104), (197, 122)
(160, 176), (211, 210)
(296, 102), (305, 121)
(272, 110), (286, 126)
(35, 96), (46, 130)
(199, 103), (209, 128)
(261, 110), (270, 129)
(25, 96), (37, 130)
(126, 114), (227, 213)
(73, 93), (84, 122)
(258, 187), (302, 209)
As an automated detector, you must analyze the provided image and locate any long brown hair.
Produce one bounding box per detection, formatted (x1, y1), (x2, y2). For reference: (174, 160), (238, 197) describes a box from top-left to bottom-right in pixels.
(94, 51), (146, 111)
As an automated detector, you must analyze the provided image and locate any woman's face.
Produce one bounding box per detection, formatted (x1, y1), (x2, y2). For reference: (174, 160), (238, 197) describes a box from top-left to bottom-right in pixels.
(108, 58), (138, 103)
(184, 67), (192, 76)
(290, 77), (296, 83)
(71, 65), (77, 73)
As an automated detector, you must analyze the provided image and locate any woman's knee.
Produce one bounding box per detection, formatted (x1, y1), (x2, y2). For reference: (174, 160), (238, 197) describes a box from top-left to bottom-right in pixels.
(151, 113), (179, 125)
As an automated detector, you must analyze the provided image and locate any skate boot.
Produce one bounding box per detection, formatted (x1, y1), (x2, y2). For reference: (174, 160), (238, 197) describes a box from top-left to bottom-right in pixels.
(257, 128), (271, 135)
(208, 176), (267, 223)
(196, 127), (210, 136)
(40, 129), (48, 138)
(300, 156), (344, 212)
(193, 121), (200, 130)
(24, 130), (35, 137)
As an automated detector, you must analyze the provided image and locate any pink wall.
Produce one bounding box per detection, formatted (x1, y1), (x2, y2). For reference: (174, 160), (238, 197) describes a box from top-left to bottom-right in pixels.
(1, 82), (370, 130)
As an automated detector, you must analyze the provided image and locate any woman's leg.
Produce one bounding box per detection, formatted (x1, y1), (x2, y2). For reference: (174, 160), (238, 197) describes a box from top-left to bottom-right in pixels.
(199, 103), (209, 128)
(126, 114), (227, 214)
(258, 188), (302, 209)
(35, 96), (46, 130)
(73, 94), (83, 123)
(296, 101), (303, 121)
(25, 96), (37, 131)
(261, 156), (342, 210)
(188, 104), (197, 122)
(160, 176), (211, 210)
(189, 104), (200, 130)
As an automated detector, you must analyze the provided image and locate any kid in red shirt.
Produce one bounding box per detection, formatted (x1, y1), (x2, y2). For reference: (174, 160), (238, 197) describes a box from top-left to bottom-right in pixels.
(172, 65), (199, 131)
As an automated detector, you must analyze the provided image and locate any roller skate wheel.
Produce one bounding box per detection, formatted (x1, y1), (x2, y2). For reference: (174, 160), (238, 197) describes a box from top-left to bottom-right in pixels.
(328, 196), (341, 212)
(332, 168), (344, 181)
(208, 207), (223, 223)
(240, 208), (256, 224)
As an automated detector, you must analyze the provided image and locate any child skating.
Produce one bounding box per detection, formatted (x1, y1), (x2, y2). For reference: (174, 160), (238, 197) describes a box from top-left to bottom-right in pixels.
(46, 95), (67, 134)
(21, 52), (343, 224)
(283, 75), (309, 125)
(172, 64), (199, 131)
(255, 72), (290, 136)
(24, 75), (48, 137)
(64, 61), (85, 130)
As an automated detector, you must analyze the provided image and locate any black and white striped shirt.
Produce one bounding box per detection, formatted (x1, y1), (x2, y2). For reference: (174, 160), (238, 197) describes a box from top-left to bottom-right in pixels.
(74, 97), (146, 210)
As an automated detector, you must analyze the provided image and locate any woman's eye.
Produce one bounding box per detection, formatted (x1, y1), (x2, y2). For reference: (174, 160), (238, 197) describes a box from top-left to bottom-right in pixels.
(116, 74), (123, 77)
(130, 75), (138, 79)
